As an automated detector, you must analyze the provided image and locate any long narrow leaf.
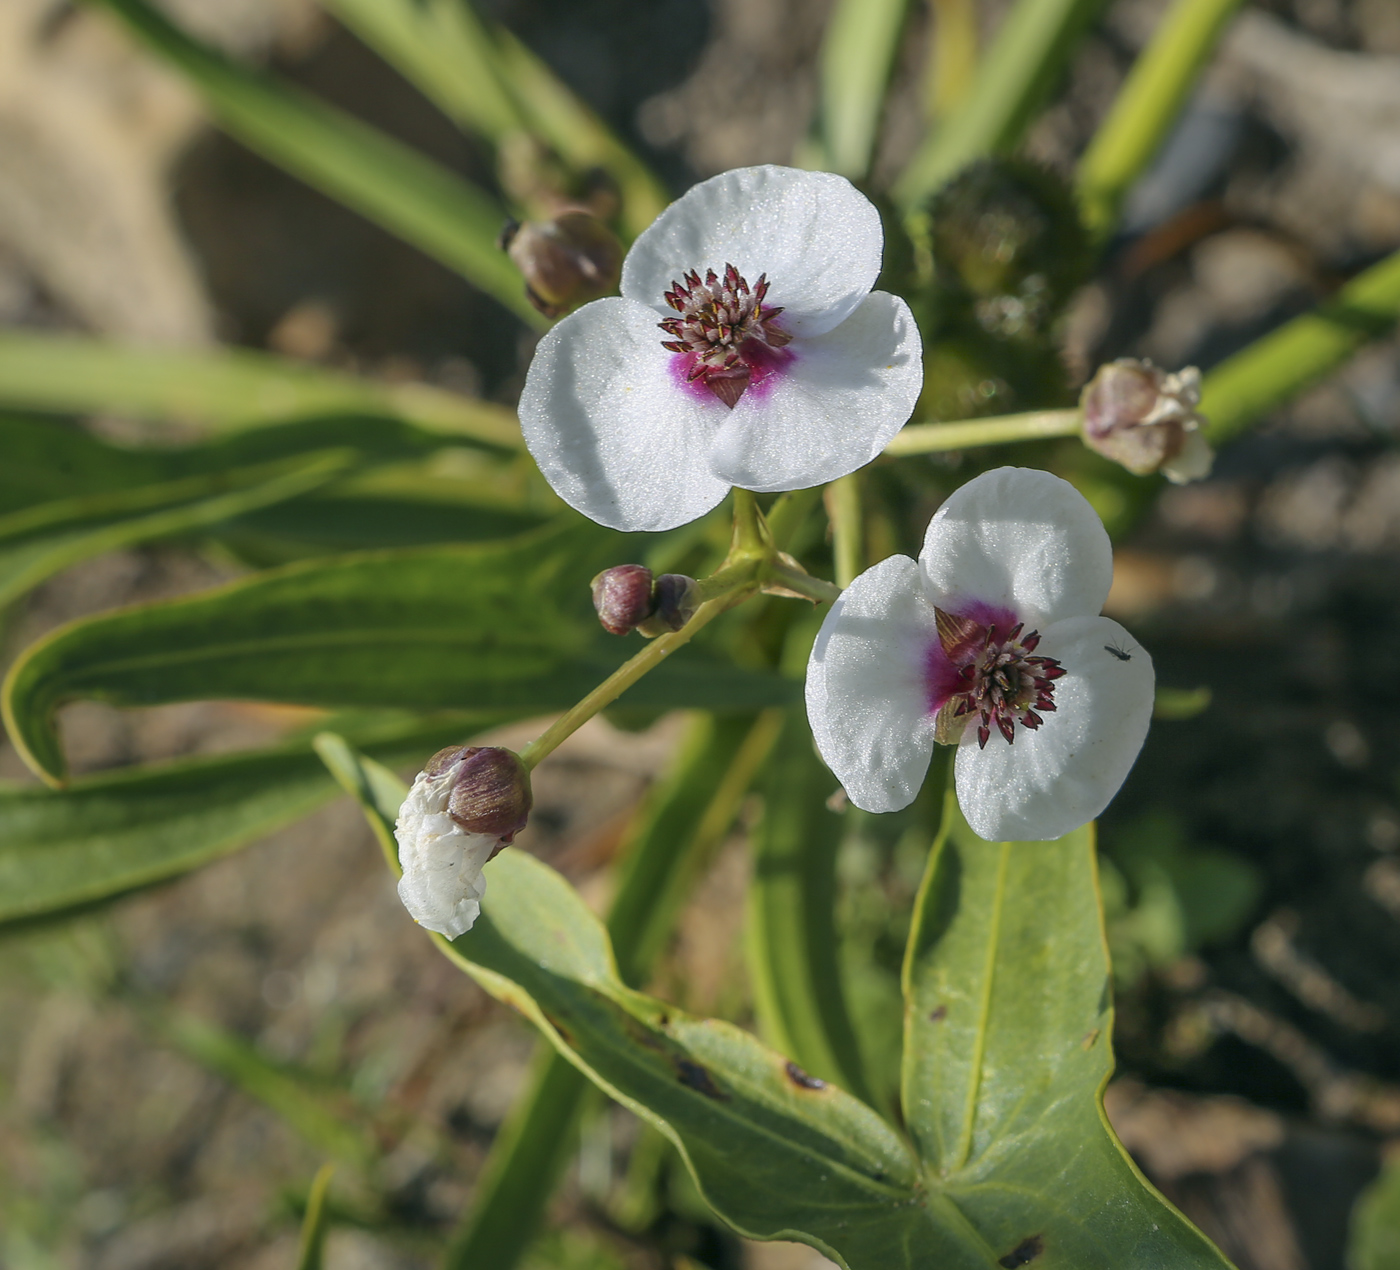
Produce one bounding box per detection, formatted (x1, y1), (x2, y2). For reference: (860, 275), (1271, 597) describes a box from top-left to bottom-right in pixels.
(325, 0), (524, 139)
(443, 711), (781, 1270)
(3, 524), (793, 783)
(297, 1164), (336, 1270)
(0, 333), (523, 447)
(895, 0), (1110, 208)
(1202, 247), (1400, 443)
(812, 0), (911, 179)
(0, 451), (353, 609)
(0, 714), (492, 929)
(1077, 0), (1246, 237)
(89, 0), (543, 326)
(315, 741), (927, 1269)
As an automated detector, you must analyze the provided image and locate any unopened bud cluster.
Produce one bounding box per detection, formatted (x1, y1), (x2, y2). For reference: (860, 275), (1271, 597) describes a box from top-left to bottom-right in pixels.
(394, 745), (533, 939)
(591, 565), (698, 637)
(1080, 358), (1213, 483)
(500, 210), (623, 318)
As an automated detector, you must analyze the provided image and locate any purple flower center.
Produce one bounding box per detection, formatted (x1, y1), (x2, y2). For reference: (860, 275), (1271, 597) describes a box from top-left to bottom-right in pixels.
(928, 607), (1066, 748)
(658, 263), (794, 409)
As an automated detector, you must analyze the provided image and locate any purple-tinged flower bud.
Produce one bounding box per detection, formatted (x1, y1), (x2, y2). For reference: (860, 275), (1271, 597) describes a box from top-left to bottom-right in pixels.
(591, 564), (657, 635)
(1080, 358), (1213, 483)
(500, 210), (624, 318)
(638, 573), (699, 636)
(394, 746), (534, 939)
(424, 745), (533, 841)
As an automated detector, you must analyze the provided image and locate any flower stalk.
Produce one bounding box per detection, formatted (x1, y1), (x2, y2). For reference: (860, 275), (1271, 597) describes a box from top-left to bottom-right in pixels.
(883, 408), (1081, 456)
(521, 490), (842, 770)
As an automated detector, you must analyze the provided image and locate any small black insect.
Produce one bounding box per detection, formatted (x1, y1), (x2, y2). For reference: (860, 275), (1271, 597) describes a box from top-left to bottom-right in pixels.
(1103, 641), (1133, 662)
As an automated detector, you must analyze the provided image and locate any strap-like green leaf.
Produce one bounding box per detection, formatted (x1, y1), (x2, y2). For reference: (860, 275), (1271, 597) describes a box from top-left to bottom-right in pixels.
(808, 0), (910, 179)
(3, 524), (793, 783)
(1076, 0), (1246, 238)
(88, 0), (543, 326)
(325, 0), (667, 238)
(318, 742), (926, 1268)
(0, 714), (490, 928)
(900, 793), (1233, 1266)
(0, 451), (354, 609)
(0, 333), (523, 446)
(894, 0), (1110, 208)
(444, 711), (781, 1270)
(297, 1164), (337, 1270)
(1202, 247), (1400, 444)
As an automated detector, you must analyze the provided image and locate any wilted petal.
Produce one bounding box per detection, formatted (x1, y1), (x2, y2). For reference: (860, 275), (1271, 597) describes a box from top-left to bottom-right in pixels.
(806, 554), (940, 813)
(1162, 430), (1214, 484)
(707, 291), (922, 492)
(621, 166), (883, 338)
(953, 616), (1154, 842)
(395, 764), (502, 939)
(919, 467), (1113, 628)
(519, 296), (731, 531)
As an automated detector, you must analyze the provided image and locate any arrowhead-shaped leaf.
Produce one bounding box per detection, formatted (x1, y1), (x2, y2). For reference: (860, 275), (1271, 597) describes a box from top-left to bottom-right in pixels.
(899, 795), (1234, 1268)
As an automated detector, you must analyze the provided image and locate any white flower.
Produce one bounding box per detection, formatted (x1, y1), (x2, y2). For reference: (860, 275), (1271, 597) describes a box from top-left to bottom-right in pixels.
(805, 467), (1155, 842)
(394, 746), (531, 938)
(519, 165), (924, 532)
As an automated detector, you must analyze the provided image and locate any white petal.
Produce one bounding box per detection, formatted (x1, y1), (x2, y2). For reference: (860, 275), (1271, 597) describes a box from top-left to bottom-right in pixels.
(954, 616), (1155, 842)
(395, 765), (503, 938)
(806, 554), (940, 813)
(706, 292), (923, 492)
(518, 297), (732, 531)
(918, 467), (1113, 628)
(1162, 430), (1215, 484)
(620, 166), (883, 338)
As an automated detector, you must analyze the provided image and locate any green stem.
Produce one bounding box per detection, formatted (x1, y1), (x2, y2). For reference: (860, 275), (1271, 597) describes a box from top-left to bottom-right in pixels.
(766, 559), (843, 606)
(883, 408), (1081, 456)
(894, 0), (1110, 208)
(1077, 0), (1246, 239)
(826, 473), (864, 589)
(1201, 248), (1400, 444)
(518, 581), (756, 771)
(731, 487), (769, 554)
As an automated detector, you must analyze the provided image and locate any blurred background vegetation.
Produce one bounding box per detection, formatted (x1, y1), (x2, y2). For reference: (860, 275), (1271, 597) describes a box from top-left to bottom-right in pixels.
(3, 1), (1400, 1268)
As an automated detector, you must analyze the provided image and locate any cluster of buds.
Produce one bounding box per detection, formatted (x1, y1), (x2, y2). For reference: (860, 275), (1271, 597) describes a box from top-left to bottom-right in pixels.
(591, 565), (699, 637)
(1080, 358), (1214, 483)
(394, 745), (533, 939)
(500, 210), (623, 318)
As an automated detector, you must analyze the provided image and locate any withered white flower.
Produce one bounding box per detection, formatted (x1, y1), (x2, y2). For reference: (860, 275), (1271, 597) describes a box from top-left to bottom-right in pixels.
(519, 165), (923, 531)
(394, 746), (531, 939)
(805, 467), (1155, 842)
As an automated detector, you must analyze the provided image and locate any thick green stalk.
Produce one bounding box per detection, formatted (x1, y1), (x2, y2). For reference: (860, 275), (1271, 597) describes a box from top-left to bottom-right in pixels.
(826, 474), (864, 589)
(895, 0), (1110, 208)
(1201, 248), (1400, 443)
(1077, 0), (1246, 238)
(444, 712), (781, 1270)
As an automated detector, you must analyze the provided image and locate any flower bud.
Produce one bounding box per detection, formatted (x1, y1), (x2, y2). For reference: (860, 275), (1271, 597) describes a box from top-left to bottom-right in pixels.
(424, 745), (533, 841)
(591, 564), (656, 636)
(500, 210), (623, 318)
(1080, 358), (1214, 483)
(394, 746), (534, 939)
(638, 573), (699, 636)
